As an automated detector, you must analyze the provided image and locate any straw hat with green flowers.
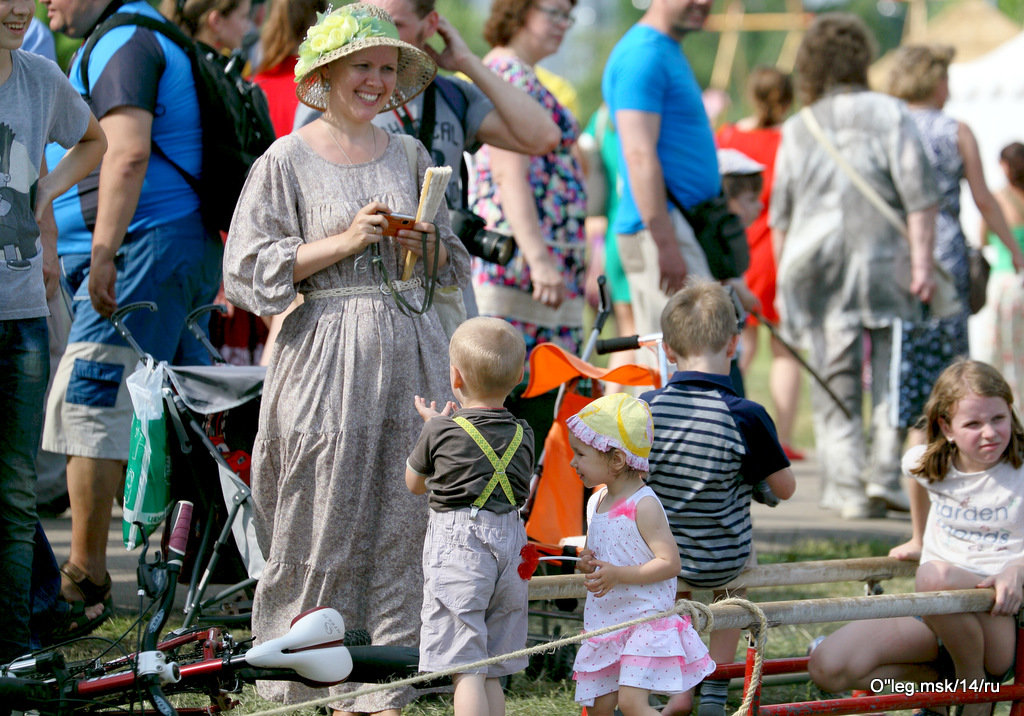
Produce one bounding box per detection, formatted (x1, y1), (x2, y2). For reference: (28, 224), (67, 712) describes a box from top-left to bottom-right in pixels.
(294, 3), (436, 113)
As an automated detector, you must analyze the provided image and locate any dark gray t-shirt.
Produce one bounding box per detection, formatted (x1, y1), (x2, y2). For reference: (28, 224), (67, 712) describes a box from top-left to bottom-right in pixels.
(0, 50), (90, 319)
(407, 407), (534, 513)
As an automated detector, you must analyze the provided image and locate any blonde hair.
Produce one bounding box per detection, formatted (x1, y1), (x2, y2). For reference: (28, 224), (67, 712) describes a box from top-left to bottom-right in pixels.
(886, 44), (954, 103)
(660, 278), (738, 359)
(911, 359), (1024, 483)
(449, 317), (526, 398)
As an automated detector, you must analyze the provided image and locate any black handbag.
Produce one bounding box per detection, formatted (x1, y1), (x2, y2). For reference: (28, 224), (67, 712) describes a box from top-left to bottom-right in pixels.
(968, 247), (991, 315)
(667, 190), (749, 280)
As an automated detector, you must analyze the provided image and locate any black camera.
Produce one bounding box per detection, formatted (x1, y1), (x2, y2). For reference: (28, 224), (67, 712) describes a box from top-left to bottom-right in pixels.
(450, 209), (516, 266)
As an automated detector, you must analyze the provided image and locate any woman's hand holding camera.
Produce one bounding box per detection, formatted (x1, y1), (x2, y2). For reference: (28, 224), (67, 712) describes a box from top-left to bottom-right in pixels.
(333, 202), (389, 260)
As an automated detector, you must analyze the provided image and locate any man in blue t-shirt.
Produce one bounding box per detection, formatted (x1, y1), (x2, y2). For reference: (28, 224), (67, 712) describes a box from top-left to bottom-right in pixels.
(39, 0), (222, 640)
(601, 0), (721, 339)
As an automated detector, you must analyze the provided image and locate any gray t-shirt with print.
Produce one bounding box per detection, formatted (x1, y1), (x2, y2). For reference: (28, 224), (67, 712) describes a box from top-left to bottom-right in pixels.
(0, 50), (91, 320)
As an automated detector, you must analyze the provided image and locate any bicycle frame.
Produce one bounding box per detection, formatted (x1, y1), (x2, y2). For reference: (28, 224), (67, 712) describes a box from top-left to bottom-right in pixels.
(1, 502), (427, 716)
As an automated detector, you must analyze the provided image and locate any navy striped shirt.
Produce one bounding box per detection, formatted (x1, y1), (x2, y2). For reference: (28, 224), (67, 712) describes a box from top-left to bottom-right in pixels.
(641, 371), (789, 587)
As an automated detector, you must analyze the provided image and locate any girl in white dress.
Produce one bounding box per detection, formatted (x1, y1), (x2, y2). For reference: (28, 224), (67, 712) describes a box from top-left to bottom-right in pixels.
(567, 393), (715, 716)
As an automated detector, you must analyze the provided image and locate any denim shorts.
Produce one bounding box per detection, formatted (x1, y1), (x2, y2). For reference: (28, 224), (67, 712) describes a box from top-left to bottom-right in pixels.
(419, 508), (529, 677)
(62, 215), (222, 362)
(42, 215), (222, 460)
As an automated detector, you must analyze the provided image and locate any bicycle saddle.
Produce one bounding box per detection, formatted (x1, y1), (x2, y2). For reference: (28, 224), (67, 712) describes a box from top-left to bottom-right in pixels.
(245, 607), (353, 685)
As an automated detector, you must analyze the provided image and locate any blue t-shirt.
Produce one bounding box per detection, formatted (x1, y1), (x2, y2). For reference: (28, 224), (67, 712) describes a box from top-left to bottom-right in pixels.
(601, 24), (720, 235)
(47, 0), (201, 255)
(640, 371), (789, 587)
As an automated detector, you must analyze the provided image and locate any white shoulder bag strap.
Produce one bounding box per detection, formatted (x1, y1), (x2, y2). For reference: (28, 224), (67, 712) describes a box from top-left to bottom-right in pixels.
(800, 107), (959, 319)
(398, 133), (419, 187)
(800, 107), (908, 237)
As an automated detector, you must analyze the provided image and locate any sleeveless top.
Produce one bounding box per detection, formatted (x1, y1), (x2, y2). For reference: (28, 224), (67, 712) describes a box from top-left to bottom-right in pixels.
(910, 108), (969, 301)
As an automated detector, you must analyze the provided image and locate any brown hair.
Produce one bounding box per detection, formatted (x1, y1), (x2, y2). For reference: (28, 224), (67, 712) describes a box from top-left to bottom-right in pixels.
(747, 66), (793, 128)
(406, 0), (436, 17)
(885, 44), (954, 103)
(449, 317), (526, 399)
(483, 0), (576, 48)
(794, 13), (875, 106)
(160, 0), (245, 40)
(255, 0), (327, 74)
(911, 359), (1024, 483)
(1000, 142), (1024, 192)
(660, 278), (739, 359)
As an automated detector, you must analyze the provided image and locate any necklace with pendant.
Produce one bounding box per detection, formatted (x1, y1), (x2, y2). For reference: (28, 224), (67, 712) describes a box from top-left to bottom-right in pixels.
(324, 120), (377, 165)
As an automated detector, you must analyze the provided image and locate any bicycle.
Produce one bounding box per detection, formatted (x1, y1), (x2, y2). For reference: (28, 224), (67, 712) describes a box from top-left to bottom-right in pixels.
(1, 501), (427, 715)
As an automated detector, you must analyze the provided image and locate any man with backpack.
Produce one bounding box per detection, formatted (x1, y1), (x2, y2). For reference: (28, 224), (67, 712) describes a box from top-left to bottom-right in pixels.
(40, 0), (223, 639)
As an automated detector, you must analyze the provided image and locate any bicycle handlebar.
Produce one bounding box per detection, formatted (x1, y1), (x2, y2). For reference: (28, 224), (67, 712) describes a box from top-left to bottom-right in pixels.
(595, 335), (639, 354)
(166, 500), (193, 567)
(595, 332), (664, 355)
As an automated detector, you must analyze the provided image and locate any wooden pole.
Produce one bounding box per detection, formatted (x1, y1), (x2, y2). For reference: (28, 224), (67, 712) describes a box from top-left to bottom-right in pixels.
(527, 556), (917, 601)
(703, 589), (994, 632)
(703, 12), (812, 33)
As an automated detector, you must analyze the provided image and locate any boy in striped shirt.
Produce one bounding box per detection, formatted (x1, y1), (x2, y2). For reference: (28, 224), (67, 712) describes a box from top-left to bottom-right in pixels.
(641, 278), (796, 716)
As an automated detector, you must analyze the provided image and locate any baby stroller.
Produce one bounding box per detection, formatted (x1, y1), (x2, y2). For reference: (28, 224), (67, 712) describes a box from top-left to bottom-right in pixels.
(111, 302), (265, 627)
(516, 280), (662, 677)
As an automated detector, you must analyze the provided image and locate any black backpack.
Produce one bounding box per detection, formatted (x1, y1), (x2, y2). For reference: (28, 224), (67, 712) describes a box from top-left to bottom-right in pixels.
(80, 12), (275, 235)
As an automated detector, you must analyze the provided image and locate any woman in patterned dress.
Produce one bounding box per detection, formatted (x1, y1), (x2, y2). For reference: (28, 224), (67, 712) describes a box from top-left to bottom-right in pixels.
(470, 0), (586, 451)
(223, 5), (469, 714)
(886, 44), (1024, 366)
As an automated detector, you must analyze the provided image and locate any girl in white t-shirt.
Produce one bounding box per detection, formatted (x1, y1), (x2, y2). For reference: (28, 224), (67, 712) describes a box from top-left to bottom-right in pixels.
(895, 359), (1024, 716)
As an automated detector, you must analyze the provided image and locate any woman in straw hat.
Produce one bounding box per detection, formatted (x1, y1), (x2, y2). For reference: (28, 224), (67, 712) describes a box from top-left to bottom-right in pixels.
(223, 5), (469, 714)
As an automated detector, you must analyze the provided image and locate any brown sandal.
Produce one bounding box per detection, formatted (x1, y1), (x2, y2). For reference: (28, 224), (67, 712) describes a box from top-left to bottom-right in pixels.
(50, 561), (113, 640)
(60, 561), (112, 606)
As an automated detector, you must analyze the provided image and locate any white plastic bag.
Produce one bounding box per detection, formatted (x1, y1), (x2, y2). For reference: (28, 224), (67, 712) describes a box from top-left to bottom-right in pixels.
(123, 360), (171, 549)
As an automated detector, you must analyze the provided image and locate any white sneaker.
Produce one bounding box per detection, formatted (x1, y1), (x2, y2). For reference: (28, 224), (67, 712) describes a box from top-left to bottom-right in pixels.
(865, 484), (910, 512)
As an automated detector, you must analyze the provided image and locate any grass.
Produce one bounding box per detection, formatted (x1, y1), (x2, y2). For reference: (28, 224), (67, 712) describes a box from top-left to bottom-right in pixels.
(62, 536), (1014, 716)
(42, 329), (975, 713)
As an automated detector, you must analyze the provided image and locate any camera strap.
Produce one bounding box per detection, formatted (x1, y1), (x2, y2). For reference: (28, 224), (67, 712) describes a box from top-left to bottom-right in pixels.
(393, 84), (439, 154)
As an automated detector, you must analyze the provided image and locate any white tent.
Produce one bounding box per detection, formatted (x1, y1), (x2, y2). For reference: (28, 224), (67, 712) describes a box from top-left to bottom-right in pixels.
(945, 31), (1024, 246)
(944, 31), (1024, 355)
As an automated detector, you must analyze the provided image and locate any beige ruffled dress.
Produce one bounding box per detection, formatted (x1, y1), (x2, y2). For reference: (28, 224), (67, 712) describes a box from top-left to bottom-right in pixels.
(223, 132), (470, 712)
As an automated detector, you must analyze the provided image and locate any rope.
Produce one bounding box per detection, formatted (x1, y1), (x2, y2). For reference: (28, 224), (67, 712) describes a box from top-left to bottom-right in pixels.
(714, 597), (769, 716)
(243, 597), (772, 716)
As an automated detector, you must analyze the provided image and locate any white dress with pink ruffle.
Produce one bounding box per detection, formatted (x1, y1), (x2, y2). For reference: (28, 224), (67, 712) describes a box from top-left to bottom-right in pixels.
(573, 486), (716, 705)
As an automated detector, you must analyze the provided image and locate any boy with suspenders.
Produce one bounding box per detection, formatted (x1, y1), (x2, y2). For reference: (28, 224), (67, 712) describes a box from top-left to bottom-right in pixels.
(406, 316), (535, 716)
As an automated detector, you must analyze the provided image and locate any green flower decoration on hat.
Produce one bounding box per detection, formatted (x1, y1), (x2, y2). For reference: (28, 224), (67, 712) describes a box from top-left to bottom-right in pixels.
(293, 3), (436, 113)
(294, 7), (397, 81)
